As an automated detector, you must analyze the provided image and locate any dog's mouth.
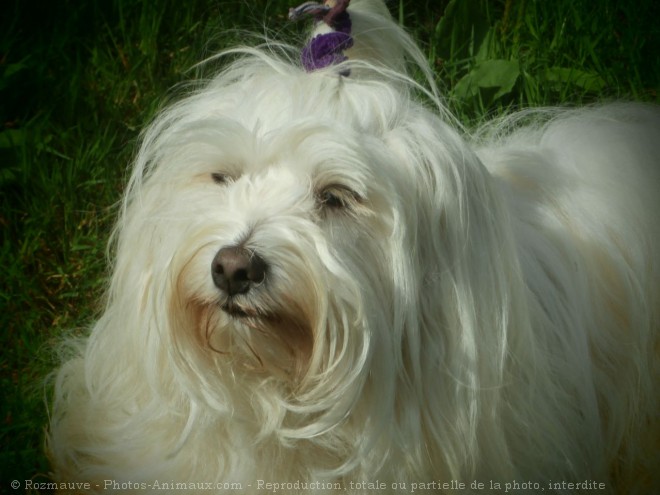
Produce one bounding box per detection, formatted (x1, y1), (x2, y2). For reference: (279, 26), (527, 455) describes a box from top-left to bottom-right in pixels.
(210, 295), (314, 378)
(220, 298), (266, 319)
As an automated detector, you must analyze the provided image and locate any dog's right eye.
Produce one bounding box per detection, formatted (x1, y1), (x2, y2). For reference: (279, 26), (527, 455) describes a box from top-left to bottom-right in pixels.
(211, 172), (229, 184)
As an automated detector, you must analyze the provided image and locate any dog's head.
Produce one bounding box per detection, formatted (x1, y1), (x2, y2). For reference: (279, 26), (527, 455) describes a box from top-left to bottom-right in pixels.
(109, 0), (517, 452)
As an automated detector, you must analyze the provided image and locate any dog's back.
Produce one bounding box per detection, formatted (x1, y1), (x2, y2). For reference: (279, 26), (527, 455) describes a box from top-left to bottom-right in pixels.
(479, 103), (660, 490)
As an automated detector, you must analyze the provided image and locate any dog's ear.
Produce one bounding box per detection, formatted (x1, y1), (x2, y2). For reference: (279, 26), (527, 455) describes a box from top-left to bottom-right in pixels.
(384, 112), (531, 456)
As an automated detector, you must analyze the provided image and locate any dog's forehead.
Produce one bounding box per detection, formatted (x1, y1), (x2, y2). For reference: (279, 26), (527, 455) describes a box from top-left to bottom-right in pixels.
(226, 120), (377, 181)
(163, 69), (410, 190)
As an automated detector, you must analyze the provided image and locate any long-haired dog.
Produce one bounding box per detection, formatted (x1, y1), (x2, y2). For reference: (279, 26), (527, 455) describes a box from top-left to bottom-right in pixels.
(49, 0), (659, 493)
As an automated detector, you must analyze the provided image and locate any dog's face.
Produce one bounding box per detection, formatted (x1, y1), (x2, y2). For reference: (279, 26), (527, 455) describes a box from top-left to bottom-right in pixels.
(116, 68), (442, 401)
(110, 43), (499, 441)
(174, 122), (399, 380)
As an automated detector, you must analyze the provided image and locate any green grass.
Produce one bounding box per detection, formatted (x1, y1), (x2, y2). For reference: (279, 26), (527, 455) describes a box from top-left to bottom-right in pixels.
(1, 0), (658, 490)
(404, 0), (659, 123)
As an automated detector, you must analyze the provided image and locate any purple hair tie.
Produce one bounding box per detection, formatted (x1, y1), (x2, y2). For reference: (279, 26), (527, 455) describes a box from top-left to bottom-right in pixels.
(289, 0), (353, 75)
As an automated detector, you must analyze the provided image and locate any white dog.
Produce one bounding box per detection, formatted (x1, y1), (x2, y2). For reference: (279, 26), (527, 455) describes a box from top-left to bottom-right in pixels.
(49, 0), (659, 493)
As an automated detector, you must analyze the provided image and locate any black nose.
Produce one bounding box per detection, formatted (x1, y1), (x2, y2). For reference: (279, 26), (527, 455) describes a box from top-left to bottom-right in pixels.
(211, 246), (267, 296)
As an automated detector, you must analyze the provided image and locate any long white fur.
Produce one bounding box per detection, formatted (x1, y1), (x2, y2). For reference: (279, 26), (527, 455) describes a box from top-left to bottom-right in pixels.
(49, 0), (659, 493)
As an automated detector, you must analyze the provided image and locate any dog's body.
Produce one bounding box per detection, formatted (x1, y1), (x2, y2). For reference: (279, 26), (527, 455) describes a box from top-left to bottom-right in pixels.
(49, 1), (659, 493)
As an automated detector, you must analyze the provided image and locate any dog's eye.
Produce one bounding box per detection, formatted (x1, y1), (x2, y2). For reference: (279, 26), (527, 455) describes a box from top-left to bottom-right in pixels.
(211, 172), (229, 184)
(317, 185), (363, 211)
(320, 190), (346, 209)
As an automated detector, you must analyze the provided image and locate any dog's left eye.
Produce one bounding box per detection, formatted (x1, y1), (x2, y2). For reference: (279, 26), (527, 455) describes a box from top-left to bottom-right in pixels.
(317, 185), (363, 211)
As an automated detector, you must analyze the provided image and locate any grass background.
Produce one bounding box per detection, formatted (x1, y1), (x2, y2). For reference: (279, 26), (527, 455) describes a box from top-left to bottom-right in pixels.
(1, 0), (658, 491)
